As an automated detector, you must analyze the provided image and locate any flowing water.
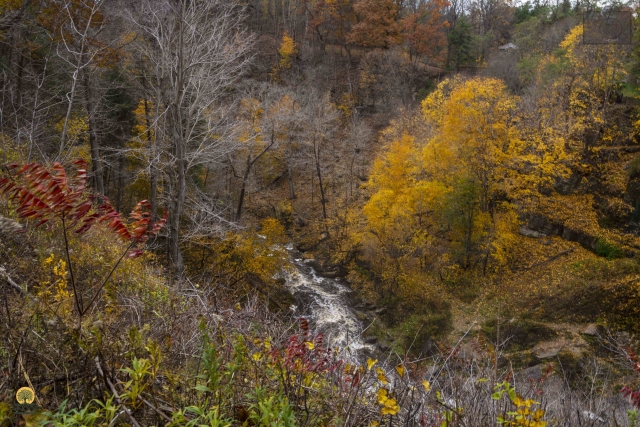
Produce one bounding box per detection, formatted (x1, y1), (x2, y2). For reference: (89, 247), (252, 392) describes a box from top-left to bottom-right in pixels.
(283, 243), (375, 363)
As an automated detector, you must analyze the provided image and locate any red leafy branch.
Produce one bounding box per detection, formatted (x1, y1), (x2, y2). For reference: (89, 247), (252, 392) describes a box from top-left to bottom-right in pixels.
(622, 349), (640, 408)
(277, 318), (340, 375)
(0, 160), (166, 256)
(0, 160), (167, 319)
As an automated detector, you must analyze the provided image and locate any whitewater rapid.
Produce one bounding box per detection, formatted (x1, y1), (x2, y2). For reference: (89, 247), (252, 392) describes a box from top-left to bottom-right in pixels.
(283, 243), (375, 362)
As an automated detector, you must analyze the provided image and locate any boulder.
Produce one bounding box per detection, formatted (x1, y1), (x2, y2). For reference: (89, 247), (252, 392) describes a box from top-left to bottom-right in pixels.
(317, 271), (338, 278)
(526, 214), (599, 251)
(518, 364), (549, 382)
(554, 173), (584, 195)
(532, 340), (565, 359)
(519, 226), (546, 238)
(303, 259), (323, 272)
(354, 311), (369, 322)
(581, 323), (600, 336)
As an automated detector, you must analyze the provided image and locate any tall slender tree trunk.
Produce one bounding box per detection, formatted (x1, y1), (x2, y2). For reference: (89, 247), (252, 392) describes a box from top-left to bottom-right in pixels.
(235, 154), (252, 221)
(168, 106), (186, 276)
(314, 141), (327, 220)
(144, 98), (158, 224)
(168, 1), (187, 278)
(236, 131), (277, 220)
(83, 67), (104, 198)
(116, 154), (124, 211)
(287, 166), (295, 199)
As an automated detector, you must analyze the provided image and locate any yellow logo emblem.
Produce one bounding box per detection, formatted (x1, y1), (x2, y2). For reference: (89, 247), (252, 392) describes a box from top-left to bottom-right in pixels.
(15, 387), (35, 405)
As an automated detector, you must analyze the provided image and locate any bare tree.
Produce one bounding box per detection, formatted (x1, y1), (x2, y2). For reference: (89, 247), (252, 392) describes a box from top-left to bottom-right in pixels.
(229, 83), (317, 221)
(54, 0), (109, 199)
(127, 0), (254, 276)
(299, 90), (339, 222)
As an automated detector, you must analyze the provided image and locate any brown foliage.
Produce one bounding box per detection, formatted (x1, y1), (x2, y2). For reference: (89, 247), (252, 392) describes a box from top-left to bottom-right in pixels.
(348, 0), (402, 48)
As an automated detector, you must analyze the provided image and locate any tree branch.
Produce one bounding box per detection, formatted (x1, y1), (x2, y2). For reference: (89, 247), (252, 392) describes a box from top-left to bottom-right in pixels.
(82, 241), (136, 316)
(0, 266), (26, 295)
(523, 248), (575, 271)
(61, 214), (83, 320)
(95, 357), (143, 427)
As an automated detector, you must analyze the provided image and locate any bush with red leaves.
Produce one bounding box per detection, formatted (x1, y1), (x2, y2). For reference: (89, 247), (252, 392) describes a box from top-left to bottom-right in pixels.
(0, 160), (166, 318)
(622, 349), (640, 408)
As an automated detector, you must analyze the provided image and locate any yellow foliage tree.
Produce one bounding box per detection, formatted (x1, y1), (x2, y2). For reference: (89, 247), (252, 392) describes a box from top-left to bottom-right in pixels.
(535, 25), (629, 154)
(422, 77), (522, 210)
(271, 32), (297, 81)
(278, 32), (297, 69)
(357, 134), (449, 300)
(357, 76), (573, 298)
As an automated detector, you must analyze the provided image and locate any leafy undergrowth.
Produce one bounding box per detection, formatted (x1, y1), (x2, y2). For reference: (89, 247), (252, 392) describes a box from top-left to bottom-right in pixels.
(1, 213), (638, 427)
(2, 307), (639, 427)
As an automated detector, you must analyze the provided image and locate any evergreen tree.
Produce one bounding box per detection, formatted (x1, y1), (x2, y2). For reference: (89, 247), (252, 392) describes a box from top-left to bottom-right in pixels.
(447, 16), (474, 71)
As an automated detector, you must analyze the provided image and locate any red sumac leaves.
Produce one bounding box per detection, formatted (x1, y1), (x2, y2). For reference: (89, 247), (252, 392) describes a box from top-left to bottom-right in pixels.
(0, 160), (166, 257)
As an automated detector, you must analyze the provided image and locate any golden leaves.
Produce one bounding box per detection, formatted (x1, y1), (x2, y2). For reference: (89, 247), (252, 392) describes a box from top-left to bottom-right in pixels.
(277, 32), (297, 70)
(55, 114), (89, 146)
(377, 388), (400, 416)
(37, 254), (73, 317)
(367, 358), (378, 371)
(376, 367), (388, 385)
(213, 217), (291, 293)
(271, 32), (297, 80)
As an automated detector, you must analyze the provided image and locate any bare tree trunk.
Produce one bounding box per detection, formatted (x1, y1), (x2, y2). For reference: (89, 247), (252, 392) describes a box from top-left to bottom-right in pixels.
(235, 154), (252, 221)
(58, 53), (83, 158)
(314, 141), (327, 220)
(311, 168), (314, 205)
(56, 2), (104, 159)
(129, 0), (253, 270)
(168, 0), (187, 278)
(287, 167), (296, 199)
(116, 154), (124, 211)
(82, 66), (104, 198)
(235, 131), (276, 221)
(144, 98), (158, 224)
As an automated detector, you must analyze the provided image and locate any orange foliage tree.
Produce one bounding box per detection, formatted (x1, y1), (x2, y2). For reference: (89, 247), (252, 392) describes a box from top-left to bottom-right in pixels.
(348, 0), (402, 48)
(401, 0), (450, 63)
(308, 0), (357, 54)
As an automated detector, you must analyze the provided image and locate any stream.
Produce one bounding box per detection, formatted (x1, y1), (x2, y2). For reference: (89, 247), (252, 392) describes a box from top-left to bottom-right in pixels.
(283, 243), (376, 363)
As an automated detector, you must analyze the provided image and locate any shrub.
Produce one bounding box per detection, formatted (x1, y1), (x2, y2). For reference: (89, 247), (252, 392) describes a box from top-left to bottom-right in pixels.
(595, 238), (624, 259)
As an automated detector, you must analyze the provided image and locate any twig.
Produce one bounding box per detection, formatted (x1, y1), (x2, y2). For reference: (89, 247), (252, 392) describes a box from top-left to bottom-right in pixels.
(18, 353), (42, 406)
(82, 241), (135, 316)
(95, 357), (143, 427)
(10, 314), (35, 374)
(430, 321), (477, 384)
(0, 266), (26, 295)
(61, 214), (82, 320)
(523, 248), (575, 271)
(140, 396), (172, 423)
